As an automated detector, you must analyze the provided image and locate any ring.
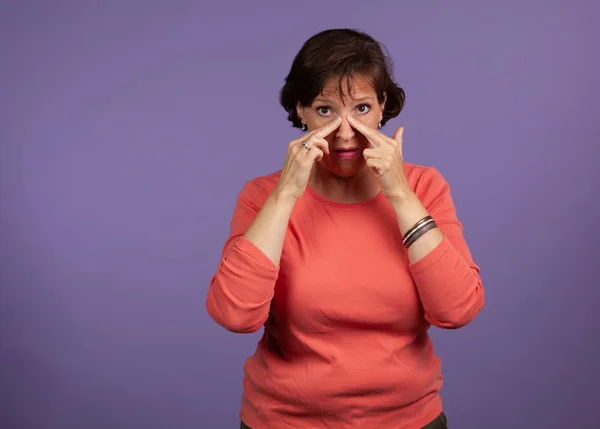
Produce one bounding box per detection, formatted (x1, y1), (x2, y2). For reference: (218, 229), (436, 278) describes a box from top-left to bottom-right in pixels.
(301, 140), (311, 150)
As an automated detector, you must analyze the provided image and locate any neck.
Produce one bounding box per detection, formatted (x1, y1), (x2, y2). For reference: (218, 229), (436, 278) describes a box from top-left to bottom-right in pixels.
(308, 164), (380, 204)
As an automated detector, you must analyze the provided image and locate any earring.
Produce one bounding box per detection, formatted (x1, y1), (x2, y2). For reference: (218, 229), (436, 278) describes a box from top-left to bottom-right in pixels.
(378, 120), (382, 129)
(301, 123), (307, 132)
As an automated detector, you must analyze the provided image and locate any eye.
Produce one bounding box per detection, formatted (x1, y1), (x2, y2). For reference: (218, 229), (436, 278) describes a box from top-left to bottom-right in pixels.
(357, 104), (371, 114)
(316, 106), (331, 116)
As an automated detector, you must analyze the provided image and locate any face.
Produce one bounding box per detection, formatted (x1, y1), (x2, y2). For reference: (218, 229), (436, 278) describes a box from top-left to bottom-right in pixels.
(297, 74), (386, 177)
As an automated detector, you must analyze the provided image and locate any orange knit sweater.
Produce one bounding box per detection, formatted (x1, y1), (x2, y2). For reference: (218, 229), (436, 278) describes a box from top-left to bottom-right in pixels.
(206, 164), (484, 428)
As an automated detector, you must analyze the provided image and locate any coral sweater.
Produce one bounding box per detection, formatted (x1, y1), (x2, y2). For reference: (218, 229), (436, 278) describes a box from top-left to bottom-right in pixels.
(206, 164), (484, 429)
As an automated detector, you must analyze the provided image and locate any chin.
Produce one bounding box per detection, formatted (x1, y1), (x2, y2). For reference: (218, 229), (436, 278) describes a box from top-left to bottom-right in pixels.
(326, 161), (366, 178)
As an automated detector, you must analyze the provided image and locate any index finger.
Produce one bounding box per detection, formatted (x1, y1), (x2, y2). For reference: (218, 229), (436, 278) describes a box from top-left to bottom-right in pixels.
(313, 116), (342, 138)
(346, 114), (386, 148)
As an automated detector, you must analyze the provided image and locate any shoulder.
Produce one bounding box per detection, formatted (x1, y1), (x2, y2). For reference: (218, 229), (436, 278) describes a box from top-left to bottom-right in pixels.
(405, 163), (448, 188)
(404, 163), (452, 203)
(236, 170), (282, 203)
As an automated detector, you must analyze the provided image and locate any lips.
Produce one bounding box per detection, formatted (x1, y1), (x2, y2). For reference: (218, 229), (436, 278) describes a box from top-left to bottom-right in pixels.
(334, 148), (360, 159)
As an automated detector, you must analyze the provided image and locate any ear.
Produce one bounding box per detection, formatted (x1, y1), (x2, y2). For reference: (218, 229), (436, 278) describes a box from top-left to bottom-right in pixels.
(296, 102), (305, 123)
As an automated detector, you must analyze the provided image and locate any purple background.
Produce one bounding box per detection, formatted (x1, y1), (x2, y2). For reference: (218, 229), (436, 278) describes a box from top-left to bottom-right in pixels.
(1, 1), (599, 428)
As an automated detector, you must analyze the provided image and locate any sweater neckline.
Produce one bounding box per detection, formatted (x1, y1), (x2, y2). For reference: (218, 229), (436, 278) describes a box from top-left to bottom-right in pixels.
(305, 185), (384, 208)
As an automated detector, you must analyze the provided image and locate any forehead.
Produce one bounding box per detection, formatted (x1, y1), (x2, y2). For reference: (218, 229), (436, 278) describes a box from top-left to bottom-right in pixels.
(317, 74), (376, 102)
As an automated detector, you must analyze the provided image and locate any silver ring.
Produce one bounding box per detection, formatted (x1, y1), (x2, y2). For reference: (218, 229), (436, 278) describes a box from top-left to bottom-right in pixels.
(301, 140), (311, 150)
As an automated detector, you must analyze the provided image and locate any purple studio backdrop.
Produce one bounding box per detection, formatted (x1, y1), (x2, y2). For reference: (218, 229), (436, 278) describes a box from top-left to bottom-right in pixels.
(1, 1), (599, 428)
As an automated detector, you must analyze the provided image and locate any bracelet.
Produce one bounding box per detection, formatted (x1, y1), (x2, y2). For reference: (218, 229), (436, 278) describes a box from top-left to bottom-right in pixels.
(405, 220), (438, 248)
(402, 216), (433, 244)
(403, 215), (438, 248)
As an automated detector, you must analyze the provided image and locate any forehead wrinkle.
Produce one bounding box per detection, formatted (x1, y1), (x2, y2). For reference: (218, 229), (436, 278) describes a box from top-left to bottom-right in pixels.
(313, 96), (375, 105)
(317, 74), (375, 107)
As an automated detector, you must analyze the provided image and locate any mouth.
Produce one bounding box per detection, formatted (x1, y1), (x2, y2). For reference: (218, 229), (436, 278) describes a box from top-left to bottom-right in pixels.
(333, 148), (360, 160)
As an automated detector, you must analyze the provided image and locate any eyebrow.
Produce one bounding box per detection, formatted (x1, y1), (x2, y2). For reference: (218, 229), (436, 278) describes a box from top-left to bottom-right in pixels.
(313, 96), (375, 104)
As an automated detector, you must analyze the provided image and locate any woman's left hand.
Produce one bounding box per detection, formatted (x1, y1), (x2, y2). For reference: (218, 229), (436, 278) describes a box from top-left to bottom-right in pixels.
(347, 115), (413, 203)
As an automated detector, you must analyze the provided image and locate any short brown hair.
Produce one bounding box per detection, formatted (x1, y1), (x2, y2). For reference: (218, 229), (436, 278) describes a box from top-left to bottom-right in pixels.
(279, 28), (406, 129)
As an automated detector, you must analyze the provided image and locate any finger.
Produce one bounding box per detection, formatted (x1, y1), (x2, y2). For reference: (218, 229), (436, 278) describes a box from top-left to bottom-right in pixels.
(393, 126), (404, 158)
(363, 148), (392, 163)
(291, 131), (316, 147)
(362, 147), (377, 159)
(306, 136), (330, 155)
(296, 137), (326, 159)
(365, 158), (384, 176)
(289, 137), (309, 152)
(346, 115), (388, 148)
(313, 116), (342, 139)
(291, 116), (341, 148)
(305, 146), (324, 162)
(291, 135), (318, 156)
(289, 140), (305, 156)
(290, 126), (321, 147)
(295, 137), (326, 155)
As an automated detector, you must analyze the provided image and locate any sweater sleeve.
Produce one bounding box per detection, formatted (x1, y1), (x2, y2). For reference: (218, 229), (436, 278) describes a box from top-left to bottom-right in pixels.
(409, 167), (485, 329)
(205, 179), (280, 333)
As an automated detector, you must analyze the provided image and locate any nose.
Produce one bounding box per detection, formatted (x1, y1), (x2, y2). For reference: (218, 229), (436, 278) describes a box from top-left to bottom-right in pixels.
(336, 116), (355, 141)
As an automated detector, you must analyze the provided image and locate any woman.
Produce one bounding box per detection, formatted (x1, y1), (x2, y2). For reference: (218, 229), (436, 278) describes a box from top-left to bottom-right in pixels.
(206, 28), (484, 429)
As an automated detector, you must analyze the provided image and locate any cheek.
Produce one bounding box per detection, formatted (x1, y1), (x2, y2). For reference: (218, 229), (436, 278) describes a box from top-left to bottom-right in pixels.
(355, 134), (370, 148)
(306, 115), (331, 130)
(364, 117), (379, 127)
(313, 117), (330, 126)
(367, 108), (382, 123)
(352, 112), (379, 129)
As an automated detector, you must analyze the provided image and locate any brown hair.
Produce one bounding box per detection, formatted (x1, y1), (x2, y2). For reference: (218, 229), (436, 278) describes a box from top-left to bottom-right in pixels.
(279, 28), (406, 129)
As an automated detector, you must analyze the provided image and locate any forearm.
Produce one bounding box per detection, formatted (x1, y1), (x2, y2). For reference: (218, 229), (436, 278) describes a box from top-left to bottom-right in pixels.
(389, 191), (445, 263)
(206, 237), (279, 333)
(242, 189), (296, 266)
(206, 186), (295, 333)
(207, 190), (293, 332)
(409, 239), (484, 328)
(206, 235), (279, 332)
(389, 190), (483, 328)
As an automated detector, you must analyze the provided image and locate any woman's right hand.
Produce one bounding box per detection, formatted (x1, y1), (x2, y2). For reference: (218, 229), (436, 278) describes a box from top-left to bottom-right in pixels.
(274, 116), (342, 201)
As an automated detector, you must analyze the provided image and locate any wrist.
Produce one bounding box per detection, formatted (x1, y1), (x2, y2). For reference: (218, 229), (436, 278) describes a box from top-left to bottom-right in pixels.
(270, 187), (299, 208)
(386, 187), (418, 207)
(388, 191), (431, 235)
